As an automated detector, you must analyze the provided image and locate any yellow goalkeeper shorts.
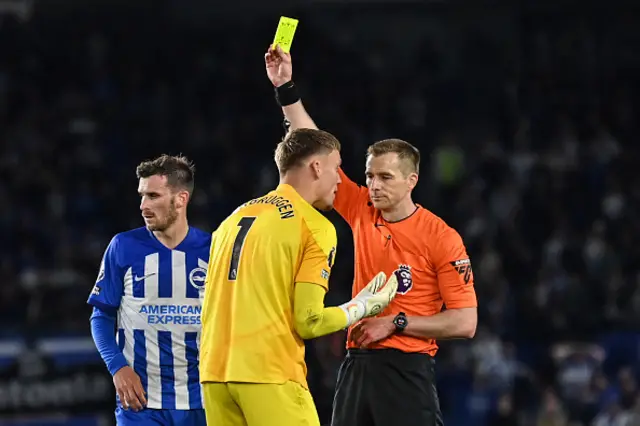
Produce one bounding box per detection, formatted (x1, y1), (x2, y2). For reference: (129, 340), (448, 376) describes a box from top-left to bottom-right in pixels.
(202, 381), (320, 426)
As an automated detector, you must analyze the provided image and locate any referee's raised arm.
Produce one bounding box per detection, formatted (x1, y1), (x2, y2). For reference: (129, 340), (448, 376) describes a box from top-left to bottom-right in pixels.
(264, 44), (368, 224)
(265, 44), (318, 132)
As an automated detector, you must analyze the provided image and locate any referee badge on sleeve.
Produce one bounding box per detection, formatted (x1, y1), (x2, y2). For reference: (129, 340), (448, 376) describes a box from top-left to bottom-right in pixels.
(450, 259), (473, 284)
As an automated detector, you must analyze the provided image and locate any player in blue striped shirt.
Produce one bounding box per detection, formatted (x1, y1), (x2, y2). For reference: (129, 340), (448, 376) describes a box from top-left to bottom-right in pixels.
(88, 155), (210, 426)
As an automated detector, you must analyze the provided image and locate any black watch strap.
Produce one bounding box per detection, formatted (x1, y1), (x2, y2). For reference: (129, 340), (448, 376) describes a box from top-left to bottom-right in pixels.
(393, 312), (408, 333)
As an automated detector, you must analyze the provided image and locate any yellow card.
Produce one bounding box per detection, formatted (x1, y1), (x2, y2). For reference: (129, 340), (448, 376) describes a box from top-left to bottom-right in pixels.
(272, 16), (299, 53)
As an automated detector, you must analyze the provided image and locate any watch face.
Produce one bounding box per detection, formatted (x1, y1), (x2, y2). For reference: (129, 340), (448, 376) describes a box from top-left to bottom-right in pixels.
(395, 316), (407, 327)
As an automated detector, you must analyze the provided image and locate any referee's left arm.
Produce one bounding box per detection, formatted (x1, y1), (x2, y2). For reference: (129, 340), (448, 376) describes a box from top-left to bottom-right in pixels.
(402, 308), (477, 340)
(404, 228), (478, 340)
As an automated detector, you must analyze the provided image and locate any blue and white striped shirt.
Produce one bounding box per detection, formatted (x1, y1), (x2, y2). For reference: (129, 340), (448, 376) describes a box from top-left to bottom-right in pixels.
(88, 227), (211, 410)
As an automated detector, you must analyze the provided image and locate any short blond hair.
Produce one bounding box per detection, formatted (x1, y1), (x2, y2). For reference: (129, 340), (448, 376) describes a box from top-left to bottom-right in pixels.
(275, 128), (341, 175)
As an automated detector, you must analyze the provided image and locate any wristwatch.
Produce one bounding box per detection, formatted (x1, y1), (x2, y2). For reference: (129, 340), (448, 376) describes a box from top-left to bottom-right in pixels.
(393, 312), (408, 333)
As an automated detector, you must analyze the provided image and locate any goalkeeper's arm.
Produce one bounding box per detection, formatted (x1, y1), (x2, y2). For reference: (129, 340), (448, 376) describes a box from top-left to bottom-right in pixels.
(293, 282), (349, 339)
(293, 272), (397, 340)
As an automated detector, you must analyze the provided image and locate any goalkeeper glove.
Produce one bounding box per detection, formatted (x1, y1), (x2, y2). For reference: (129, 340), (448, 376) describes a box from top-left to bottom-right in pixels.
(339, 272), (399, 327)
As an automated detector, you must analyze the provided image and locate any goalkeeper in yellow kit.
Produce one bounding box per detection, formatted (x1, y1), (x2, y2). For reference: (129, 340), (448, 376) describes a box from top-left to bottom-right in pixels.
(199, 128), (398, 426)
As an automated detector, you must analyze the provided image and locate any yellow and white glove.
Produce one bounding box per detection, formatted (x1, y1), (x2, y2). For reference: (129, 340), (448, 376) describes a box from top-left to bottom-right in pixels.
(339, 272), (399, 327)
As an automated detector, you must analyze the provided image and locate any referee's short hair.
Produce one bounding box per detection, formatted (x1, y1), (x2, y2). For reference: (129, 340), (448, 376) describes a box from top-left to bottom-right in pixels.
(275, 128), (341, 176)
(136, 154), (195, 194)
(367, 139), (420, 176)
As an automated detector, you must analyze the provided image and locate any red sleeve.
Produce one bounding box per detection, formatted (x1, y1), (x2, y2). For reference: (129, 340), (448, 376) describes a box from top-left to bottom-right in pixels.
(333, 168), (369, 226)
(431, 228), (477, 309)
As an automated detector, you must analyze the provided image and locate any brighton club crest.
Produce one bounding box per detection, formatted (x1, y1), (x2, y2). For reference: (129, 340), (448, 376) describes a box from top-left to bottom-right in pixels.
(393, 264), (413, 295)
(189, 267), (207, 291)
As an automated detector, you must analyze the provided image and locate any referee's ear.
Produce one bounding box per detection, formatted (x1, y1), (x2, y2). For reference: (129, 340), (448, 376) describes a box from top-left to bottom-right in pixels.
(406, 172), (419, 191)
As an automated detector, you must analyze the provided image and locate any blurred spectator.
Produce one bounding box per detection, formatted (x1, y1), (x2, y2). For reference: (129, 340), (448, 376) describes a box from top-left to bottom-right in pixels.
(536, 389), (569, 426)
(490, 393), (520, 426)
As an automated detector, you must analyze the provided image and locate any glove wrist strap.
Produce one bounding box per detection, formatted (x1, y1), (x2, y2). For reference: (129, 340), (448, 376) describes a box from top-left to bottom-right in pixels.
(339, 300), (365, 327)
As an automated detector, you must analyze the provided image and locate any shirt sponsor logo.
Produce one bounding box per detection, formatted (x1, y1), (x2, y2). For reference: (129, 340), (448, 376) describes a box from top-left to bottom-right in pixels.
(139, 304), (202, 325)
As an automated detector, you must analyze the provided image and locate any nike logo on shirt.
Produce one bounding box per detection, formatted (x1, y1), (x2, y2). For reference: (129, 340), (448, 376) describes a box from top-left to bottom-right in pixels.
(134, 272), (157, 282)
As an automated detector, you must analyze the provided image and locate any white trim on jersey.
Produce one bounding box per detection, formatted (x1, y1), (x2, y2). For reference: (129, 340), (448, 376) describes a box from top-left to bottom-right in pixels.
(145, 331), (163, 408)
(171, 251), (187, 303)
(144, 253), (159, 299)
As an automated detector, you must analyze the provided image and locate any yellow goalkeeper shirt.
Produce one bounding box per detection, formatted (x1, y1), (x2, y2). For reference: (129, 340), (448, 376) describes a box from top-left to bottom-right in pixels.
(199, 184), (337, 388)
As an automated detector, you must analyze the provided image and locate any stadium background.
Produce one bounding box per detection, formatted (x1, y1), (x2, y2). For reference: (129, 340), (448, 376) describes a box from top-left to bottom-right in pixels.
(1, 0), (639, 425)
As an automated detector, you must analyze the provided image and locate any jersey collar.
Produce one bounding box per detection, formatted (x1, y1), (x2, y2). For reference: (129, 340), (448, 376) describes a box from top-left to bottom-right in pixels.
(147, 226), (196, 251)
(276, 183), (296, 194)
(374, 204), (423, 225)
(277, 183), (318, 211)
(276, 183), (305, 201)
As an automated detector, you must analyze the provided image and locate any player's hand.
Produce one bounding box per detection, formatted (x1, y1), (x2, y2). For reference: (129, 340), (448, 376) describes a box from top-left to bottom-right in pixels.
(265, 44), (293, 87)
(356, 272), (398, 318)
(340, 272), (398, 326)
(349, 316), (396, 348)
(114, 366), (147, 411)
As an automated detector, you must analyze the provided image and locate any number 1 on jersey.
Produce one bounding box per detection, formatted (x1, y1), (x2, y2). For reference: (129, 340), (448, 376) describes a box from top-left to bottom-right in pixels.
(228, 216), (256, 281)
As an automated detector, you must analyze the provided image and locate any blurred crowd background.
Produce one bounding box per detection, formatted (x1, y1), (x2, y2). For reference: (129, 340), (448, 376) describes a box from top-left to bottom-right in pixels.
(0, 0), (639, 425)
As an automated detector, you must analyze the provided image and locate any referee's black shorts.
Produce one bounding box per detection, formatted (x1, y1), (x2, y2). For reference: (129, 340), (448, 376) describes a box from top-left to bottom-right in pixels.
(331, 348), (444, 426)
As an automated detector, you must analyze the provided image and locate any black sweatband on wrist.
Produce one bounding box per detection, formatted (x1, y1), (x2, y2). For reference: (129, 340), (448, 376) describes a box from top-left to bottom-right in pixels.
(275, 81), (301, 107)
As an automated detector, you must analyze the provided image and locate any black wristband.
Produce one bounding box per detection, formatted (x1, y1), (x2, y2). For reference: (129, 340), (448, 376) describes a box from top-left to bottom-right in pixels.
(275, 81), (301, 107)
